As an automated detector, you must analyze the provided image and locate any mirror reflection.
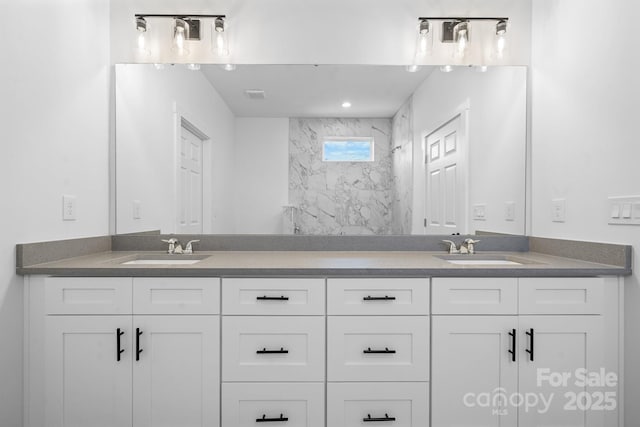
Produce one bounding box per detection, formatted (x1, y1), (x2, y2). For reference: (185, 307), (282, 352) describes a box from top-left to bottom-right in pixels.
(115, 64), (526, 235)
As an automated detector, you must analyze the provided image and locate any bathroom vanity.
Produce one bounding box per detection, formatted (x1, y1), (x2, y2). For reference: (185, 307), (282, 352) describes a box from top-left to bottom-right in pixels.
(17, 236), (630, 427)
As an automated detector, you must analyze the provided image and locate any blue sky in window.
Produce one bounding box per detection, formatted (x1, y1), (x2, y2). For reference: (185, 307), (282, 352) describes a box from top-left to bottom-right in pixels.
(323, 139), (373, 161)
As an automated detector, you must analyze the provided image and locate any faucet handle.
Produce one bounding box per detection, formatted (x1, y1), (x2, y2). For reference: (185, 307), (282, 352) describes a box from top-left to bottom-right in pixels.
(463, 238), (480, 254)
(184, 240), (200, 254)
(161, 238), (179, 254)
(442, 240), (459, 254)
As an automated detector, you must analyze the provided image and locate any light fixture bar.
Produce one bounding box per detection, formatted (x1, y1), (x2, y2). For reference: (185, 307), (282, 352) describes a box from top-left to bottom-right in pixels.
(418, 17), (508, 22)
(135, 14), (226, 19)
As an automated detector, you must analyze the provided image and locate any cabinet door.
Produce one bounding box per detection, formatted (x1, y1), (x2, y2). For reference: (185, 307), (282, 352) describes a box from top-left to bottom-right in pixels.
(432, 316), (518, 427)
(518, 316), (606, 427)
(133, 316), (220, 427)
(46, 316), (133, 427)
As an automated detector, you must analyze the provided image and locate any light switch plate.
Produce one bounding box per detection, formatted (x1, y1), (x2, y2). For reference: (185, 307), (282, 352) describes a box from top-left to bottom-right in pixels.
(62, 195), (76, 221)
(552, 198), (566, 222)
(504, 202), (515, 222)
(473, 204), (487, 221)
(608, 196), (640, 225)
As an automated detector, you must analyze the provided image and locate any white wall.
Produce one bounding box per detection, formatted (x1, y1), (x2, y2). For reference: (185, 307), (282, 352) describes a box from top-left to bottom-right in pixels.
(115, 65), (236, 234)
(110, 0), (532, 66)
(0, 0), (111, 425)
(530, 0), (640, 422)
(411, 66), (527, 235)
(233, 118), (289, 233)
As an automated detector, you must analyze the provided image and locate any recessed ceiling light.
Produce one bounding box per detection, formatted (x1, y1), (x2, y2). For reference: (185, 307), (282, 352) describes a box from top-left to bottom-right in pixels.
(475, 65), (488, 72)
(405, 64), (420, 73)
(223, 63), (236, 71)
(187, 63), (201, 71)
(440, 65), (454, 73)
(342, 101), (352, 108)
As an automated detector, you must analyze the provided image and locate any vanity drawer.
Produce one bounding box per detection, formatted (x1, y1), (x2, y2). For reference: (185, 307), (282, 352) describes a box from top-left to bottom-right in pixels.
(222, 383), (324, 427)
(327, 382), (429, 427)
(45, 277), (132, 315)
(432, 277), (518, 314)
(327, 316), (429, 382)
(519, 278), (604, 315)
(222, 278), (325, 315)
(132, 278), (220, 315)
(222, 316), (325, 382)
(327, 278), (429, 315)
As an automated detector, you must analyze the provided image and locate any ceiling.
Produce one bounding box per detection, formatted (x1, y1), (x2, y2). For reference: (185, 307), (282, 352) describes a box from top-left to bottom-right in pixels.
(200, 64), (434, 118)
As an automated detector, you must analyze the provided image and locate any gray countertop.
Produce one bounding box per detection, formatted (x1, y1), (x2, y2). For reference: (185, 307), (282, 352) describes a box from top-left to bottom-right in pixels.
(15, 250), (631, 278)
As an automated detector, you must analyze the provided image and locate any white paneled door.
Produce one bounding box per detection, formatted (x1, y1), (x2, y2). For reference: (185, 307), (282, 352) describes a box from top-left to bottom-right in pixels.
(178, 123), (204, 234)
(133, 315), (220, 427)
(432, 316), (519, 427)
(425, 114), (466, 234)
(46, 316), (133, 427)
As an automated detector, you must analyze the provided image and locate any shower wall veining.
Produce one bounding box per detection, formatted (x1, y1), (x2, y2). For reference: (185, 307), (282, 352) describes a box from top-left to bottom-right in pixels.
(289, 118), (394, 235)
(391, 97), (414, 234)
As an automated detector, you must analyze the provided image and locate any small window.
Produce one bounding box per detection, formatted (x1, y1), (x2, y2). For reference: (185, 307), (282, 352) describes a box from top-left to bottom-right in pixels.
(322, 137), (375, 162)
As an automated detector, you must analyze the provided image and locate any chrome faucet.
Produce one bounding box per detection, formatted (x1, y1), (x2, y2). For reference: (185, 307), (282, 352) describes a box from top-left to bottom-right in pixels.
(161, 238), (180, 254)
(462, 238), (480, 254)
(184, 240), (200, 254)
(442, 240), (460, 254)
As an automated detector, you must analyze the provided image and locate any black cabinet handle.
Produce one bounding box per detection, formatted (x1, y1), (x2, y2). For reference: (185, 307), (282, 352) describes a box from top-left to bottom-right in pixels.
(256, 347), (289, 354)
(363, 413), (396, 422)
(136, 328), (143, 361)
(508, 329), (516, 362)
(363, 295), (396, 301)
(363, 347), (396, 354)
(256, 414), (288, 423)
(116, 328), (125, 362)
(257, 296), (289, 301)
(525, 328), (534, 361)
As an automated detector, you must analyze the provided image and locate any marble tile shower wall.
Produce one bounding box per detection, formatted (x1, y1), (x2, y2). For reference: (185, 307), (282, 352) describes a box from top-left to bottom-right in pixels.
(391, 98), (414, 234)
(289, 118), (393, 235)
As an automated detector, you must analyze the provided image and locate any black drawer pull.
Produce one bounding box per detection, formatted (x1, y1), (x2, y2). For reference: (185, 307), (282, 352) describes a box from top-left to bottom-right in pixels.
(363, 413), (396, 422)
(508, 329), (516, 362)
(116, 328), (125, 362)
(363, 347), (396, 354)
(256, 414), (288, 423)
(136, 328), (143, 361)
(257, 295), (289, 301)
(525, 328), (534, 361)
(257, 347), (289, 354)
(363, 295), (396, 301)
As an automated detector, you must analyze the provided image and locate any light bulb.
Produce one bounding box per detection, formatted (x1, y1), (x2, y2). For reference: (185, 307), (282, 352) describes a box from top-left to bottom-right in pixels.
(453, 21), (469, 59)
(415, 19), (432, 59)
(495, 20), (508, 59)
(135, 17), (150, 55)
(172, 19), (189, 56)
(212, 18), (229, 57)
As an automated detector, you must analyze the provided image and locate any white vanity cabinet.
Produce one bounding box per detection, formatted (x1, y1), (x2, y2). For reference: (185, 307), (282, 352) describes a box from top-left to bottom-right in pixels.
(220, 278), (326, 427)
(326, 278), (430, 427)
(431, 277), (619, 427)
(29, 276), (221, 427)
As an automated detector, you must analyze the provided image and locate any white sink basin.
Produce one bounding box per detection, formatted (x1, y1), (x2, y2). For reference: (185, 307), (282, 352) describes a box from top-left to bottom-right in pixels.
(444, 259), (523, 266)
(120, 254), (210, 266)
(436, 254), (541, 266)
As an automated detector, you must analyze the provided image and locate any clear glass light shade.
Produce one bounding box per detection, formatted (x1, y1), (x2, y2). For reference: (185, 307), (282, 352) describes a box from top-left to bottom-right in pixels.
(414, 20), (432, 60)
(495, 33), (507, 59)
(172, 24), (189, 56)
(212, 27), (229, 57)
(137, 31), (150, 55)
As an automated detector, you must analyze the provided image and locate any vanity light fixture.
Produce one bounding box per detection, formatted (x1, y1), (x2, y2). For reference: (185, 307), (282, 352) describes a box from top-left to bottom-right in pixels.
(136, 17), (149, 55)
(133, 14), (226, 58)
(415, 17), (509, 62)
(495, 19), (508, 59)
(212, 17), (229, 57)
